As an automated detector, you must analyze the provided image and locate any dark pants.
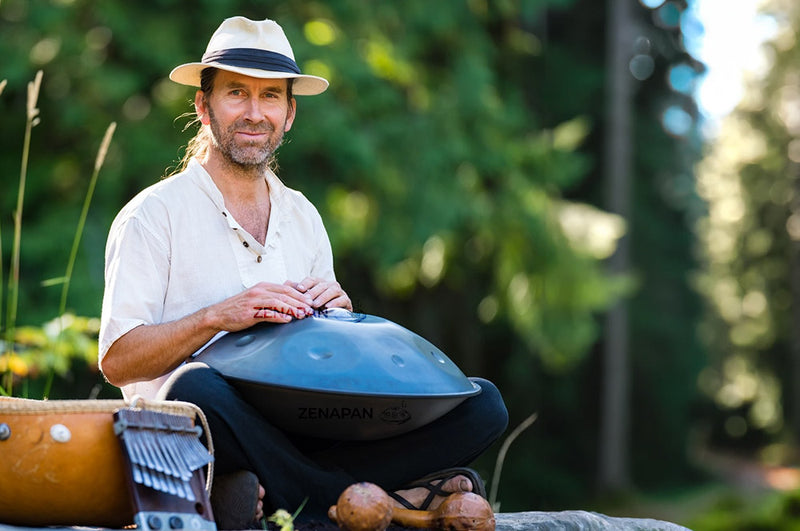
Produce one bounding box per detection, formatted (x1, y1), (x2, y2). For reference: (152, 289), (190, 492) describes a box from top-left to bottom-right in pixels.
(158, 362), (508, 521)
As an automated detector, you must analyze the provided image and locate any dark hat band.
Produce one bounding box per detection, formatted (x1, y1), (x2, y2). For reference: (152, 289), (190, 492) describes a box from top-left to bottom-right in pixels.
(201, 47), (301, 74)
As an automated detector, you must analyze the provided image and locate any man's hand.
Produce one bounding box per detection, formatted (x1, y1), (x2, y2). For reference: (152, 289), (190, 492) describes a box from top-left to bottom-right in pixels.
(101, 282), (326, 387)
(207, 281), (315, 330)
(285, 277), (353, 311)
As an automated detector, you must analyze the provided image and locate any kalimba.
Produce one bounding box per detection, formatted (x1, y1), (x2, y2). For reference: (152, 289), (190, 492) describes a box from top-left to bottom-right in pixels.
(0, 397), (216, 530)
(114, 406), (215, 530)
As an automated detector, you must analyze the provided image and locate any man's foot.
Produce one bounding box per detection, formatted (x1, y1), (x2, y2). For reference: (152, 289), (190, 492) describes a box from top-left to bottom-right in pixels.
(255, 483), (266, 521)
(211, 470), (264, 529)
(390, 469), (483, 511)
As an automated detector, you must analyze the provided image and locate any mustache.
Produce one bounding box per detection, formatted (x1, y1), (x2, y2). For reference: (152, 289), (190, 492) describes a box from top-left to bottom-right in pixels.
(230, 121), (275, 134)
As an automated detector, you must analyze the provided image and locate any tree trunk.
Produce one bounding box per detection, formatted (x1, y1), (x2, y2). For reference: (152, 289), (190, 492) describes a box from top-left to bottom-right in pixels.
(599, 0), (633, 492)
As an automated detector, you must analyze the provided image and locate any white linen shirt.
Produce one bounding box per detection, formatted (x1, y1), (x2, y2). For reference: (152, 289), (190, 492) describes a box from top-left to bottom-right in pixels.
(99, 158), (336, 400)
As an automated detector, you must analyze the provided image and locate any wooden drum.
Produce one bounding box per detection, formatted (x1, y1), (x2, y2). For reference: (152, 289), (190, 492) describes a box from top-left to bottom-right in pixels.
(0, 397), (207, 528)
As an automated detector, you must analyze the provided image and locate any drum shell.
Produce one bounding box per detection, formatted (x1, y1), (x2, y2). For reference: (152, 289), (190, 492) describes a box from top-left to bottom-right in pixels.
(0, 398), (133, 527)
(233, 379), (475, 440)
(0, 398), (204, 528)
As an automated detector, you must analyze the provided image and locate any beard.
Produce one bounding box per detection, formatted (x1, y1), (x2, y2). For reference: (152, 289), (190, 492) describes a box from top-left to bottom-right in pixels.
(207, 105), (287, 170)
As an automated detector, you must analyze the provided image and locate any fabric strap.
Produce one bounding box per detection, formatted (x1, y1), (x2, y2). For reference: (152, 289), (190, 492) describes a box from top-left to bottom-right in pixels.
(202, 47), (301, 74)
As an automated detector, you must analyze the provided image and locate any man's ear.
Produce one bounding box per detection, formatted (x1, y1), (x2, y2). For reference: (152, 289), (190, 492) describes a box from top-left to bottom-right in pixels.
(285, 96), (297, 132)
(195, 90), (210, 125)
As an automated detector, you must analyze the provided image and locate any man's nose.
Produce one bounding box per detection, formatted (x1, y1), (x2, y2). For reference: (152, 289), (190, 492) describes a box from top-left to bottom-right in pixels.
(242, 97), (264, 121)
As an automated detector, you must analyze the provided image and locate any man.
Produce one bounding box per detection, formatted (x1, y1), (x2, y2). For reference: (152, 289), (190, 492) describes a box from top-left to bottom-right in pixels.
(99, 16), (508, 527)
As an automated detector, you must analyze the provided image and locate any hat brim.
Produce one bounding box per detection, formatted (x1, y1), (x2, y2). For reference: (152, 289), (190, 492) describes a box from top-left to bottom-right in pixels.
(169, 62), (329, 96)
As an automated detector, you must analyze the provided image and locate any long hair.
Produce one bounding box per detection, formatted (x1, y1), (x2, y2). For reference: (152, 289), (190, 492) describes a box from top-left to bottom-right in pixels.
(168, 67), (294, 177)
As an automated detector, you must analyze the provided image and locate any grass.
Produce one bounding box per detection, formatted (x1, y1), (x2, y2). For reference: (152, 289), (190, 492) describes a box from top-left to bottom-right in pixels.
(0, 70), (115, 397)
(1, 71), (41, 396)
(488, 412), (538, 511)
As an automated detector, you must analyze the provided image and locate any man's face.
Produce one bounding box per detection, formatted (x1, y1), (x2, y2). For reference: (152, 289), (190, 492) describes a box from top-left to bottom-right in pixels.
(197, 70), (296, 169)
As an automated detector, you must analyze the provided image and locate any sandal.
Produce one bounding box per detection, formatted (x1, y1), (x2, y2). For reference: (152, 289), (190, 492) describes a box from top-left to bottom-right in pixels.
(388, 467), (487, 510)
(211, 470), (262, 530)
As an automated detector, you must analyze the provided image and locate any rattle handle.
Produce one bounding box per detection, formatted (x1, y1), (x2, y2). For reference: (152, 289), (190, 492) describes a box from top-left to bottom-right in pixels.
(390, 507), (435, 528)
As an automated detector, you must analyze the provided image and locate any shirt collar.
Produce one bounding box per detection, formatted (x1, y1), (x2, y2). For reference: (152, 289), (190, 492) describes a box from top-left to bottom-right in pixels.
(187, 157), (289, 212)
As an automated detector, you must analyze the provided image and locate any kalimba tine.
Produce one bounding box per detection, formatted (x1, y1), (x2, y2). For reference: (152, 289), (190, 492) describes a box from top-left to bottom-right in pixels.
(0, 397), (216, 530)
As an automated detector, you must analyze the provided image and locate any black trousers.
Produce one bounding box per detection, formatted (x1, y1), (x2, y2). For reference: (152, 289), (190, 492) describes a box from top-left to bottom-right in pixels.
(158, 362), (508, 521)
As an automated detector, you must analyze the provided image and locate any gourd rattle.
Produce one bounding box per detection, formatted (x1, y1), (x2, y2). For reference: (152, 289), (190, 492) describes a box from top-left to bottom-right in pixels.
(328, 482), (495, 531)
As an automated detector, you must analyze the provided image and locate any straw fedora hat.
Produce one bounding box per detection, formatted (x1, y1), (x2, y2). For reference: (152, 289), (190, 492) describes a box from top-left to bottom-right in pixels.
(169, 16), (328, 96)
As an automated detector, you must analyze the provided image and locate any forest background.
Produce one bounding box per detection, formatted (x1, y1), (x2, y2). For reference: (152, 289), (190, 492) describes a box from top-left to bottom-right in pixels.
(3, 0), (800, 529)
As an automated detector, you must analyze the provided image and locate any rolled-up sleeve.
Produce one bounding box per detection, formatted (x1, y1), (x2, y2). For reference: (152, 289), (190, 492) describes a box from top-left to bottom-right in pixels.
(99, 213), (170, 361)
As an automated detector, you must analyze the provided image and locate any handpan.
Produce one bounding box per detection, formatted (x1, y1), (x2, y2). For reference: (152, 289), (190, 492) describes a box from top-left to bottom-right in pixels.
(195, 308), (481, 440)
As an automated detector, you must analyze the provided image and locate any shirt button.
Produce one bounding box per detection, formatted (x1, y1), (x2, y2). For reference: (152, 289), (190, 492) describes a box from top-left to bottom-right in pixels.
(243, 241), (249, 248)
(257, 255), (262, 263)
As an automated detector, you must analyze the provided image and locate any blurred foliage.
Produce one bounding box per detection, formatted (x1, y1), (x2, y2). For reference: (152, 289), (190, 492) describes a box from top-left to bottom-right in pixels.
(522, 0), (709, 498)
(693, 0), (800, 456)
(0, 314), (101, 391)
(688, 489), (800, 531)
(0, 0), (725, 519)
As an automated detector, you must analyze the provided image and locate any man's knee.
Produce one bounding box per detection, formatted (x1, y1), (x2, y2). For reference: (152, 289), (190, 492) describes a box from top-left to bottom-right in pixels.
(158, 362), (226, 405)
(472, 378), (509, 438)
